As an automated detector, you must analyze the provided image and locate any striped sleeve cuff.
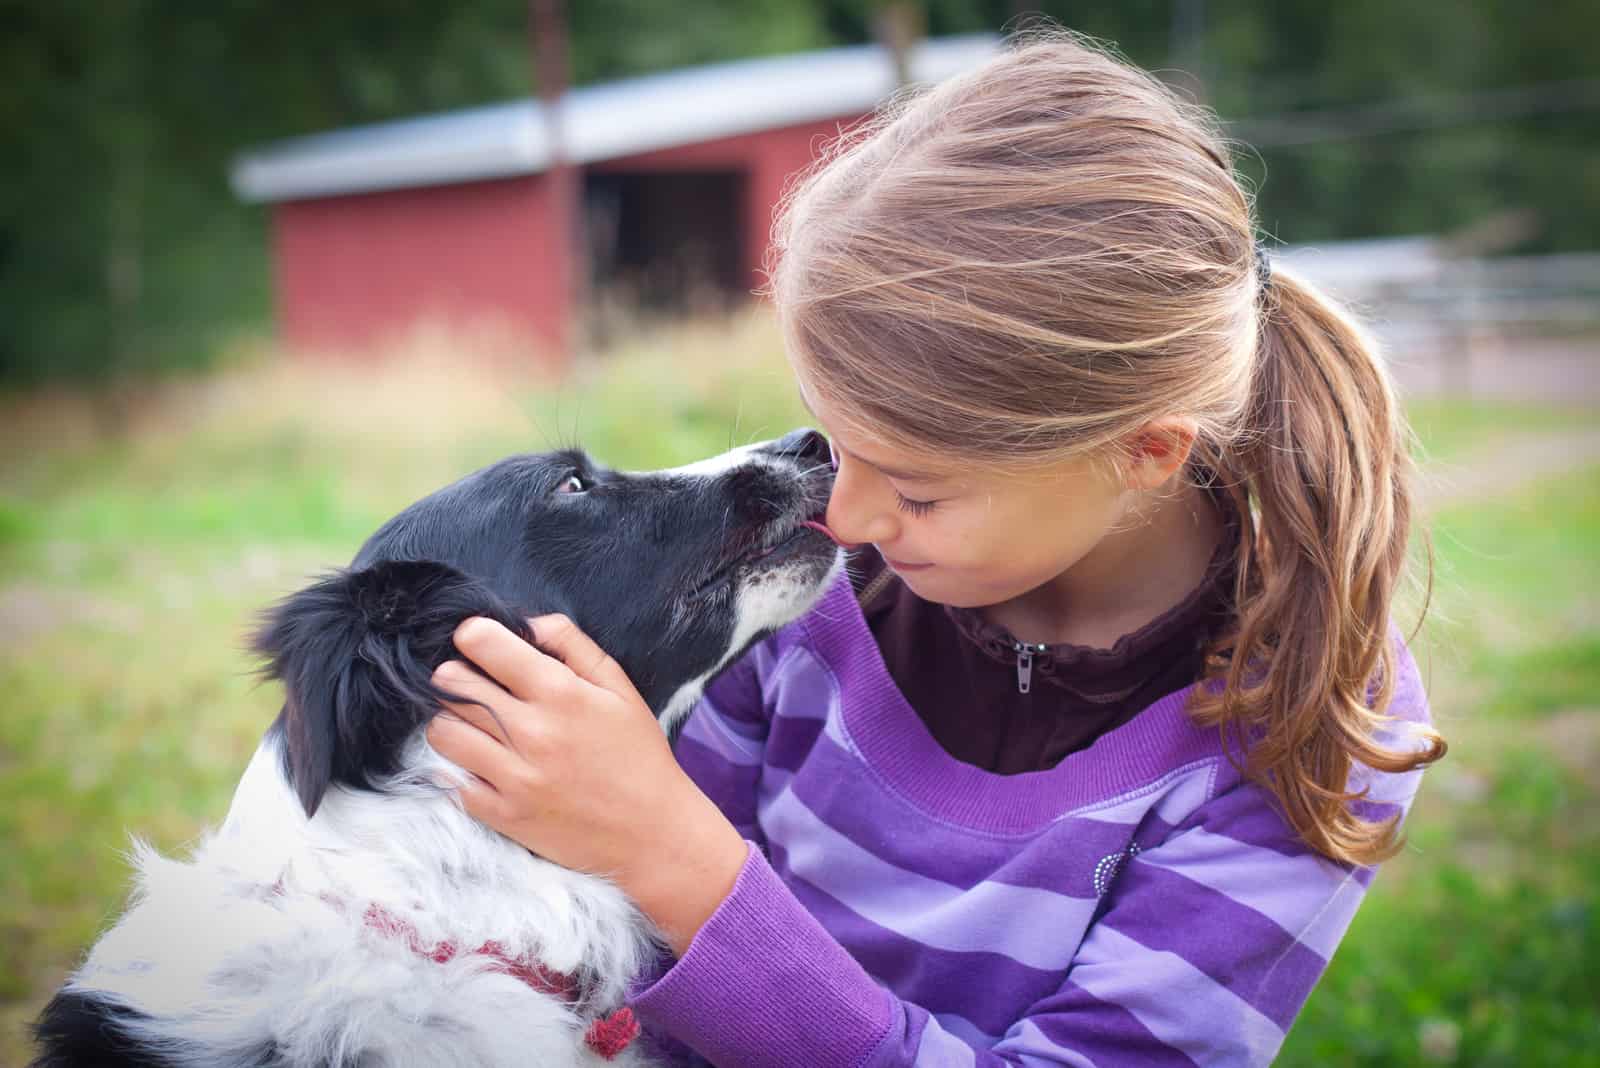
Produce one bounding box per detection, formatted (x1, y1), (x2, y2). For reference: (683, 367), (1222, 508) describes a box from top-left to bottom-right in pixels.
(627, 840), (895, 1068)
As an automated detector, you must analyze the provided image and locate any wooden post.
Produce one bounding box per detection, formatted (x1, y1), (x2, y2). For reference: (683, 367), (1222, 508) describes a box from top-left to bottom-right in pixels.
(531, 0), (588, 362)
(874, 3), (925, 90)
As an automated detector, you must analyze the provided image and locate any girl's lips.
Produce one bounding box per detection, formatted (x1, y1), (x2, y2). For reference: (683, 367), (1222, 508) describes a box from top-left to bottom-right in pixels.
(797, 519), (930, 570)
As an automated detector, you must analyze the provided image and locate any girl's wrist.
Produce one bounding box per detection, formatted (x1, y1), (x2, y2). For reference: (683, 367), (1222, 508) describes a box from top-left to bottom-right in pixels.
(626, 791), (749, 957)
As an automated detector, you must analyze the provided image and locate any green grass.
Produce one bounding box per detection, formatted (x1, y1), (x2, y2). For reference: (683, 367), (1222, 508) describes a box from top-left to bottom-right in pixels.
(0, 314), (1595, 1063)
(1404, 395), (1596, 466)
(1278, 464), (1600, 1067)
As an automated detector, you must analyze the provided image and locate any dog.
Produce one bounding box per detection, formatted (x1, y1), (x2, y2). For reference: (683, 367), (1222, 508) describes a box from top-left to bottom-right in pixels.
(31, 429), (841, 1067)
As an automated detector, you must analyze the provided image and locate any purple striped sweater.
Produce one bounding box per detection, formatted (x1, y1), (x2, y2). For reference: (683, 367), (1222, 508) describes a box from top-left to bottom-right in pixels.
(627, 570), (1433, 1067)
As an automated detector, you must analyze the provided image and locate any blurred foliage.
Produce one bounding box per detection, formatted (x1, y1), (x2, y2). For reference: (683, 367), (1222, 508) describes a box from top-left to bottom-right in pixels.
(2, 0), (1597, 383)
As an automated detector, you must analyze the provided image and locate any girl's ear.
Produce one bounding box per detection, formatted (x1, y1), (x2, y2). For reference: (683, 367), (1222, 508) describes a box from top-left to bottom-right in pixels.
(1121, 416), (1200, 490)
(250, 560), (532, 818)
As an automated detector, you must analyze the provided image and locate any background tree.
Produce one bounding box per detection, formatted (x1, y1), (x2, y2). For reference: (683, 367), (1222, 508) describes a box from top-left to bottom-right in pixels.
(1, 0), (1595, 385)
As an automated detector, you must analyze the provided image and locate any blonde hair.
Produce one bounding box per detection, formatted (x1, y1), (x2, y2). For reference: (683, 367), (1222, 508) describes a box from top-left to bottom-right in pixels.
(765, 27), (1446, 867)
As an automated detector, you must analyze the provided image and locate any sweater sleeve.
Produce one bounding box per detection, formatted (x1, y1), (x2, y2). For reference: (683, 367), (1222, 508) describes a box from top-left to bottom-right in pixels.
(630, 747), (1431, 1068)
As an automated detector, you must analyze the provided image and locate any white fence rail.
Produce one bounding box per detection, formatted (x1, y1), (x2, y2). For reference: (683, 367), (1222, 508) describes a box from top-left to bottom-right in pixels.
(1274, 240), (1600, 400)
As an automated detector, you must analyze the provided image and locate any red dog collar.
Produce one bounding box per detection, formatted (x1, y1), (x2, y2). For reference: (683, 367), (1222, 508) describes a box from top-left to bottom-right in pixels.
(360, 903), (641, 1060)
(261, 879), (640, 1060)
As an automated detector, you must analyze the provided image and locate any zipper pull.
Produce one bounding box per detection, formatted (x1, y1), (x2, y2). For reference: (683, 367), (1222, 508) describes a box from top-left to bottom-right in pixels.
(1015, 642), (1033, 694)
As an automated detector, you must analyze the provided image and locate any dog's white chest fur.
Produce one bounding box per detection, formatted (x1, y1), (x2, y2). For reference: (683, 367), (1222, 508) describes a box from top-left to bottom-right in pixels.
(70, 739), (662, 1067)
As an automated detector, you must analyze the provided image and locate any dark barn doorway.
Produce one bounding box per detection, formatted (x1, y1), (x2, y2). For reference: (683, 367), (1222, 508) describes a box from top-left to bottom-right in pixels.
(584, 170), (748, 344)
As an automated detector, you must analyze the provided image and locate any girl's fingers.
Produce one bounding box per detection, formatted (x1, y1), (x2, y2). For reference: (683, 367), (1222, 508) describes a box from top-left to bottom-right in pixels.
(450, 772), (507, 828)
(426, 713), (521, 788)
(430, 663), (518, 744)
(528, 613), (640, 699)
(452, 616), (567, 703)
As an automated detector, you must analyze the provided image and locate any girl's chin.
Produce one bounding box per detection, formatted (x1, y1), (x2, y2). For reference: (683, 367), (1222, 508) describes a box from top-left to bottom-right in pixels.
(890, 568), (992, 610)
(894, 566), (1050, 612)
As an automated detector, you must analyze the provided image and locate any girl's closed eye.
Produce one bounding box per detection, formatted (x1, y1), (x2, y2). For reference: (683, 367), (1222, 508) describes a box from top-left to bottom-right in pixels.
(894, 490), (938, 517)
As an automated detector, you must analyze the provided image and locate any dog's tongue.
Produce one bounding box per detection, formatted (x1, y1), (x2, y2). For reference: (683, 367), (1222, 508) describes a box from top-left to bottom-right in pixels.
(801, 519), (859, 549)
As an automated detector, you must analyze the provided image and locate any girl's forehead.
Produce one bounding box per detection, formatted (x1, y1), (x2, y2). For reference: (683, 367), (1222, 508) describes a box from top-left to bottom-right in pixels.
(796, 385), (956, 481)
(832, 430), (955, 484)
(799, 385), (1105, 490)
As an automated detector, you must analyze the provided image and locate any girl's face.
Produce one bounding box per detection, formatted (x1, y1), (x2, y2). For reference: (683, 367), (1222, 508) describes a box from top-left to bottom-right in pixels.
(803, 386), (1133, 610)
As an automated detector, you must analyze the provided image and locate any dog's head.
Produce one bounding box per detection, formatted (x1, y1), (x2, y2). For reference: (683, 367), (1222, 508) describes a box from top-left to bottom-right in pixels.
(252, 430), (839, 818)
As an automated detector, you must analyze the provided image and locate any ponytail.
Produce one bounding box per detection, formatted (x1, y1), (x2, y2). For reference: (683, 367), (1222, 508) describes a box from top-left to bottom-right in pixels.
(1187, 264), (1448, 867)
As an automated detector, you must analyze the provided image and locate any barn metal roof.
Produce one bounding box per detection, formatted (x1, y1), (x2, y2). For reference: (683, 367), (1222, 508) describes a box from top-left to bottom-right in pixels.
(232, 34), (1002, 203)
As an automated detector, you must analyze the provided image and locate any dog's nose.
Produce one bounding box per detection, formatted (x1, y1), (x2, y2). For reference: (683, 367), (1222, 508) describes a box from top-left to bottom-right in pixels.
(773, 428), (833, 469)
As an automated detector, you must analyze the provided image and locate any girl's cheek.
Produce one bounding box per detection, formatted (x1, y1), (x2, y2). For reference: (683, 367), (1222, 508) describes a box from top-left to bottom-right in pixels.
(943, 513), (1014, 570)
(916, 517), (975, 566)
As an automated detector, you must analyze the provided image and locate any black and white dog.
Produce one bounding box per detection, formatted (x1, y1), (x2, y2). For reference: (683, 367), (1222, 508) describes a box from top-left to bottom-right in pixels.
(32, 430), (841, 1068)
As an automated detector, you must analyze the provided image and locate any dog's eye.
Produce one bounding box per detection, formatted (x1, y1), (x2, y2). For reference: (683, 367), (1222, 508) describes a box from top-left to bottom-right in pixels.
(557, 474), (588, 494)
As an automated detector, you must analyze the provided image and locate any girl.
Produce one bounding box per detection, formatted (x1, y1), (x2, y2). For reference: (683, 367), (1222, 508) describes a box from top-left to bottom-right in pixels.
(425, 28), (1448, 1067)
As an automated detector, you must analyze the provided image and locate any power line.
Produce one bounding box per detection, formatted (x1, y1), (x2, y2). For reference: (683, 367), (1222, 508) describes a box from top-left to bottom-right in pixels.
(1224, 78), (1600, 147)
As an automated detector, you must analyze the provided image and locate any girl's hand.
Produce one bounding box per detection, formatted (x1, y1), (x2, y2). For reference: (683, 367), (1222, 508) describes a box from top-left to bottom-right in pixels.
(424, 614), (749, 956)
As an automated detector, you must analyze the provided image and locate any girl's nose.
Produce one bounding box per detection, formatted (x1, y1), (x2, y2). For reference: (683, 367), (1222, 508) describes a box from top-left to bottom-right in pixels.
(825, 457), (897, 547)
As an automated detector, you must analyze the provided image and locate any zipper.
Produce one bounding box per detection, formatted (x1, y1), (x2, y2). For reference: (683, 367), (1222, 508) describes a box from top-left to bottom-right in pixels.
(1013, 641), (1048, 694)
(856, 566), (897, 609)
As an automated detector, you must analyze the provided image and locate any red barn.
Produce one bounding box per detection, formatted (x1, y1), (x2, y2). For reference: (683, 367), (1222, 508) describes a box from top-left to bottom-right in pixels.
(232, 35), (1000, 366)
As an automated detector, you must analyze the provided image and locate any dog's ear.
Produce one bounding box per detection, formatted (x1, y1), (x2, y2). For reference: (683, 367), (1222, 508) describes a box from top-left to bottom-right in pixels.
(251, 560), (531, 818)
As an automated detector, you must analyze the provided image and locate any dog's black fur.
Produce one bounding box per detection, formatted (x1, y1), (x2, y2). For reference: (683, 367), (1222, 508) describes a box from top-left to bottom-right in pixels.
(32, 431), (837, 1068)
(255, 559), (533, 819)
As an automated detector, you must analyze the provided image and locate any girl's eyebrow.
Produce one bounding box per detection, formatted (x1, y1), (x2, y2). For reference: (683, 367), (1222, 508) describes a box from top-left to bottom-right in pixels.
(870, 459), (945, 482)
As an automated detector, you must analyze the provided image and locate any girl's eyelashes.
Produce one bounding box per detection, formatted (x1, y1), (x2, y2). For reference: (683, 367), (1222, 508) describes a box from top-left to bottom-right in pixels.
(894, 490), (937, 517)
